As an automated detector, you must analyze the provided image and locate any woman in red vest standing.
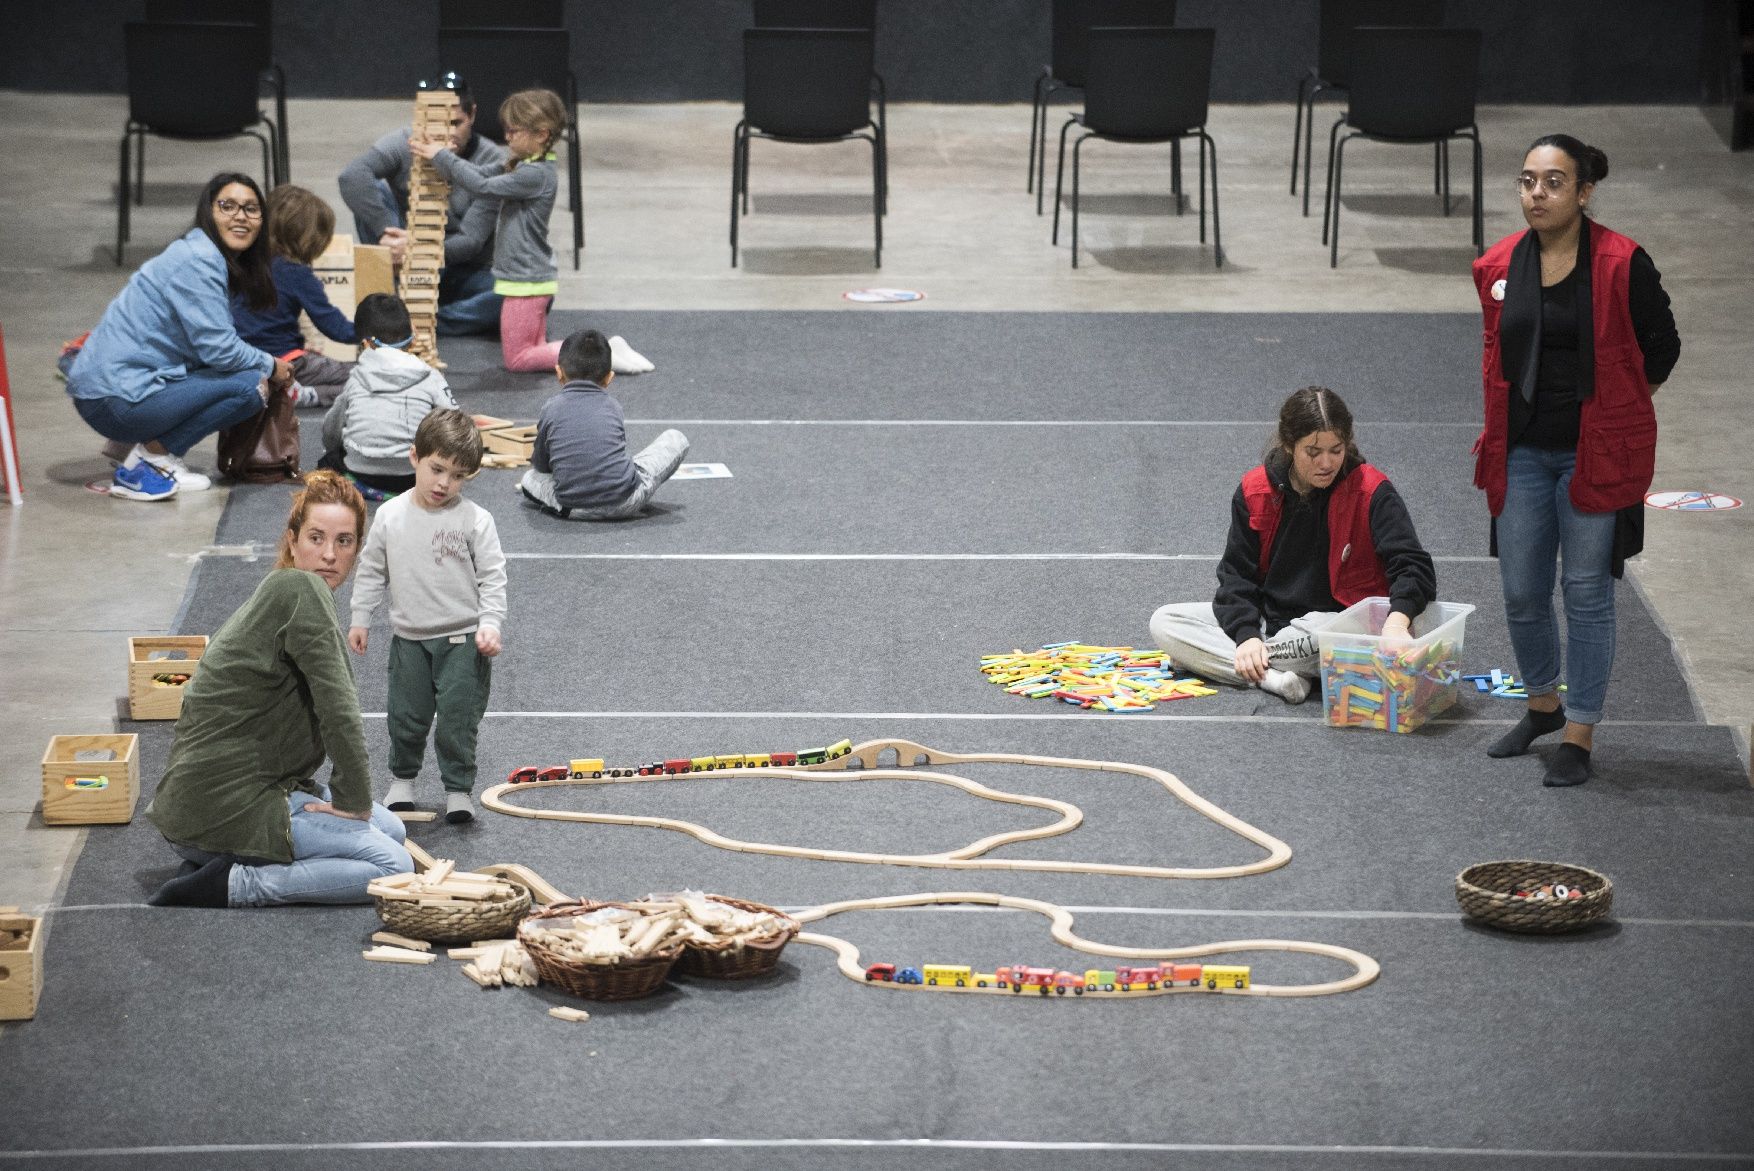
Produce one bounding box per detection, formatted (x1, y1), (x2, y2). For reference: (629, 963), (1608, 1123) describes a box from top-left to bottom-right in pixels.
(1150, 387), (1436, 704)
(1473, 135), (1680, 787)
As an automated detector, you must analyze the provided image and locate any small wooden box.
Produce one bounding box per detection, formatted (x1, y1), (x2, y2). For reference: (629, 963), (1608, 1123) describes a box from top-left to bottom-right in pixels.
(0, 913), (45, 1021)
(482, 425), (538, 458)
(128, 635), (207, 720)
(41, 733), (140, 826)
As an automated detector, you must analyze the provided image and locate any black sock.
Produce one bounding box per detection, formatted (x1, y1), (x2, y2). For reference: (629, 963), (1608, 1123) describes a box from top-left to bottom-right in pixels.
(148, 858), (233, 908)
(1543, 742), (1593, 787)
(1486, 706), (1567, 758)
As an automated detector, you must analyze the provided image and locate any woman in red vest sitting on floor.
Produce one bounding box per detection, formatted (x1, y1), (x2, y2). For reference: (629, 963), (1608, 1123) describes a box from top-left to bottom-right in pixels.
(1472, 134), (1680, 787)
(1150, 386), (1436, 705)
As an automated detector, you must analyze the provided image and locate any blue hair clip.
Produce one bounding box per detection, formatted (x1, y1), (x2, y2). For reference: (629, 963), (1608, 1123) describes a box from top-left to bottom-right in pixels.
(373, 335), (415, 350)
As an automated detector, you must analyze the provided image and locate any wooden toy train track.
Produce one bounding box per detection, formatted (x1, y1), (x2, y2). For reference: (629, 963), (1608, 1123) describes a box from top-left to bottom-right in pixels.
(459, 737), (1379, 998)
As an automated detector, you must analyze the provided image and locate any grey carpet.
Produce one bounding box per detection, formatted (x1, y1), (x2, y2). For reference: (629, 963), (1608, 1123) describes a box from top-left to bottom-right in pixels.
(7, 311), (1750, 1169)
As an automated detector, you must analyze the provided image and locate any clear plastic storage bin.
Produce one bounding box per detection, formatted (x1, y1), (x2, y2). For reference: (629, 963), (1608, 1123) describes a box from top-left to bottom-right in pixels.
(1318, 598), (1474, 733)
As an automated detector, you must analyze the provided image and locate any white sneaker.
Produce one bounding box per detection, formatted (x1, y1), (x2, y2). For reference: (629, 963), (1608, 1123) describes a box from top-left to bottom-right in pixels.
(609, 335), (654, 375)
(143, 449), (212, 492)
(1260, 668), (1312, 705)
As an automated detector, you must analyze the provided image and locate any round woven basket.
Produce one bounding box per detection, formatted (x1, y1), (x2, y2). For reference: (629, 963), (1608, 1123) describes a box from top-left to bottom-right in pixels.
(668, 895), (801, 980)
(1455, 860), (1614, 934)
(517, 902), (681, 1001)
(375, 883), (531, 945)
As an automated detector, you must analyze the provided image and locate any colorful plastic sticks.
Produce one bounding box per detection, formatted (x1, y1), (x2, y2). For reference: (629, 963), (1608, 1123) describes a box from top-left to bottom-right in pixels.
(1321, 639), (1461, 733)
(980, 642), (1217, 713)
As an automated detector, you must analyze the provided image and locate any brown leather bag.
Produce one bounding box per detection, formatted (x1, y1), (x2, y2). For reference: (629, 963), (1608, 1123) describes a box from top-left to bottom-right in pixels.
(217, 384), (300, 483)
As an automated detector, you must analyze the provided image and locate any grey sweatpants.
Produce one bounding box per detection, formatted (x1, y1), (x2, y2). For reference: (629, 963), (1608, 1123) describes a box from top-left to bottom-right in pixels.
(1147, 602), (1337, 686)
(518, 429), (690, 521)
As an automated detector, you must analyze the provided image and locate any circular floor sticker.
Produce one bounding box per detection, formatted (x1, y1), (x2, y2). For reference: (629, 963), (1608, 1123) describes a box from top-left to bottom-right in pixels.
(842, 288), (925, 303)
(1645, 490), (1743, 512)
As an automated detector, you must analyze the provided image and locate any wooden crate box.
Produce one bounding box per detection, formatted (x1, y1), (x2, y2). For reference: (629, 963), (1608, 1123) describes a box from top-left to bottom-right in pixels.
(41, 733), (139, 826)
(0, 912), (45, 1021)
(127, 634), (207, 720)
(482, 425), (538, 459)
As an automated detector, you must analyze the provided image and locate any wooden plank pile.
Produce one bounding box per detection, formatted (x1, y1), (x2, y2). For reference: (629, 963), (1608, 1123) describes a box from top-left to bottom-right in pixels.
(402, 90), (453, 368)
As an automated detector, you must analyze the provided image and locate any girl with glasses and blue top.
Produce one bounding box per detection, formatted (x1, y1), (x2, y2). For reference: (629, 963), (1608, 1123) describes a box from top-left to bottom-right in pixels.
(1472, 134), (1681, 787)
(66, 172), (294, 500)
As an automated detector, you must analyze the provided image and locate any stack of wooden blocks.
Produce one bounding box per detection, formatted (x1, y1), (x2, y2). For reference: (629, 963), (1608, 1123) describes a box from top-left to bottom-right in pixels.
(401, 91), (453, 369)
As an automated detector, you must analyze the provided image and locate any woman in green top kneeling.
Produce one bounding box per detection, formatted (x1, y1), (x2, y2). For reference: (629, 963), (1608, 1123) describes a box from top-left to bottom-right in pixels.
(146, 470), (414, 907)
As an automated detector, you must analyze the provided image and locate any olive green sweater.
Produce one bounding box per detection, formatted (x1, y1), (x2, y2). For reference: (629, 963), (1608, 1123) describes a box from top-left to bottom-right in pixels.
(147, 570), (373, 863)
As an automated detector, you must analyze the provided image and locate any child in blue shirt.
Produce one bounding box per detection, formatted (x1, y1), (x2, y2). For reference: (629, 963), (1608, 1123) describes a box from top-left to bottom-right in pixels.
(231, 185), (357, 408)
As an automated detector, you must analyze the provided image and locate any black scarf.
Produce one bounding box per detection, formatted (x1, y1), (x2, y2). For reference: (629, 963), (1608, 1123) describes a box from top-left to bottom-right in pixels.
(1498, 218), (1595, 403)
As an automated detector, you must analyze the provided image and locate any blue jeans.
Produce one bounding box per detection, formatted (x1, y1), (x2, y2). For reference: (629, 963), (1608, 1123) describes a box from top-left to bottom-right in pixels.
(355, 179), (501, 336)
(1496, 445), (1618, 724)
(73, 368), (264, 457)
(171, 788), (412, 907)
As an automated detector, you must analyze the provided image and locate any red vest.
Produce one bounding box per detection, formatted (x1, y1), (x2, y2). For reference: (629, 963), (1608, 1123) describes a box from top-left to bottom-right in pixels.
(1241, 462), (1391, 607)
(1471, 220), (1656, 515)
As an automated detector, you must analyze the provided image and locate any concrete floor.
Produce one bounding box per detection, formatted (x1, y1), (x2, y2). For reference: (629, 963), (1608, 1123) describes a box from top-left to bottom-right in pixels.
(1, 92), (1749, 917)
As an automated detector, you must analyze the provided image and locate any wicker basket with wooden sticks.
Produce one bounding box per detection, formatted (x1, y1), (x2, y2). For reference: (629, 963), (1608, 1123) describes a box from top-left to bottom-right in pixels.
(639, 893), (801, 980)
(367, 860), (531, 945)
(517, 902), (685, 1001)
(1454, 860), (1614, 934)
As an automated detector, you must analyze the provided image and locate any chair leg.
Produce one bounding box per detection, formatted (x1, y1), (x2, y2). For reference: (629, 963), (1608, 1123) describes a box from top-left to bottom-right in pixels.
(1433, 141), (1441, 196)
(1291, 74), (1310, 195)
(1037, 81), (1073, 216)
(1330, 133), (1349, 268)
(1029, 71), (1047, 194)
(1471, 131), (1484, 254)
(730, 123), (743, 267)
(569, 125), (584, 270)
(1196, 132), (1206, 243)
(116, 130), (130, 266)
(1303, 81), (1338, 217)
(1051, 115), (1074, 244)
(1071, 133), (1084, 269)
(874, 73), (888, 210)
(1321, 115), (1344, 245)
(135, 129), (146, 206)
(256, 130), (272, 191)
(1172, 138), (1184, 215)
(1442, 138), (1452, 216)
(1206, 130), (1222, 269)
(272, 64), (290, 183)
(869, 132), (882, 269)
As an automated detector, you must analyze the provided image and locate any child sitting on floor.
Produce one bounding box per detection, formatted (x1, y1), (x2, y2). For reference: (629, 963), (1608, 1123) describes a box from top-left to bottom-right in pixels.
(348, 409), (506, 824)
(518, 328), (689, 521)
(319, 294), (458, 497)
(230, 185), (357, 408)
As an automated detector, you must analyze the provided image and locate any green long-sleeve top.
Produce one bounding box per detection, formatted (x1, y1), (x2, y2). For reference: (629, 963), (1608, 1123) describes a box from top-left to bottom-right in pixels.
(147, 569), (373, 863)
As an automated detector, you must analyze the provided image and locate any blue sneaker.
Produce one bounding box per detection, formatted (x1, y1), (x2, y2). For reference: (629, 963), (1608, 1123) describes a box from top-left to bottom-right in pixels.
(111, 459), (178, 501)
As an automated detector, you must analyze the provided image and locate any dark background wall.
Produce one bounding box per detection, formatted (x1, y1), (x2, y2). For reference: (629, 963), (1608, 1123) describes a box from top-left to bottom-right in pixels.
(0, 1), (1721, 104)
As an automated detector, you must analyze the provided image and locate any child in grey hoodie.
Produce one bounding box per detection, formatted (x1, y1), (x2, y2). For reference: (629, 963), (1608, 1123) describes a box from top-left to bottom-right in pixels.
(319, 294), (459, 496)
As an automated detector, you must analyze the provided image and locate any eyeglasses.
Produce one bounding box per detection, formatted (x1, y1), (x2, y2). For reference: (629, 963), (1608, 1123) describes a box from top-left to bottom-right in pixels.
(1515, 173), (1572, 195)
(214, 198), (263, 220)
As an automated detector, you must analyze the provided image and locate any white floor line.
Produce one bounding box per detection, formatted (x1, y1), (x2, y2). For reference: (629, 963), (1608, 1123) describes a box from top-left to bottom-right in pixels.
(503, 551), (1500, 562)
(359, 710), (1699, 728)
(33, 902), (1753, 931)
(0, 1138), (1742, 1162)
(628, 418), (1484, 429)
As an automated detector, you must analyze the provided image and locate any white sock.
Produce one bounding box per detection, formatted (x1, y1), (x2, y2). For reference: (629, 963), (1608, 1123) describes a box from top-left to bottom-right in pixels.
(122, 444), (149, 470)
(1260, 668), (1312, 705)
(445, 790), (476, 823)
(385, 779), (415, 809)
(608, 335), (654, 375)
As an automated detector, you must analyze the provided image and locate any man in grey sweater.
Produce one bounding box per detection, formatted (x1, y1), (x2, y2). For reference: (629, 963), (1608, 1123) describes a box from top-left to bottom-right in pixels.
(337, 81), (507, 336)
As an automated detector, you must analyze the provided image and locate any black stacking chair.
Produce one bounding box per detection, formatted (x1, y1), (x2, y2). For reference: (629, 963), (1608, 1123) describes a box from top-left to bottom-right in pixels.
(732, 27), (884, 268)
(437, 26), (584, 269)
(753, 0), (887, 202)
(439, 0), (562, 27)
(1321, 27), (1483, 267)
(1052, 27), (1220, 269)
(145, 0), (289, 183)
(1291, 0), (1444, 216)
(117, 21), (281, 266)
(1030, 0), (1177, 214)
